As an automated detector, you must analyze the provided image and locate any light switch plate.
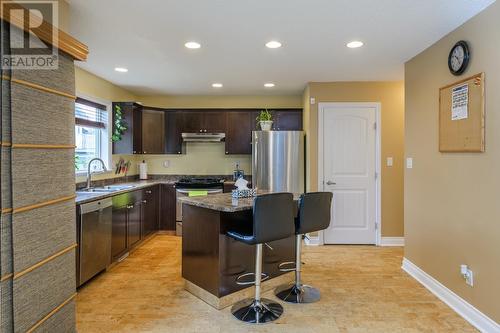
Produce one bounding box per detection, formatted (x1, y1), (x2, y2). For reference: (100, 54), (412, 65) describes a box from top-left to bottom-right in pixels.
(387, 157), (393, 167)
(310, 97), (316, 105)
(406, 158), (413, 169)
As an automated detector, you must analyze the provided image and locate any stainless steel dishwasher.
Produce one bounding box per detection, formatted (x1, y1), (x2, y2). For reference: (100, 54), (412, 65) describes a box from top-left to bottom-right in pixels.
(78, 198), (112, 287)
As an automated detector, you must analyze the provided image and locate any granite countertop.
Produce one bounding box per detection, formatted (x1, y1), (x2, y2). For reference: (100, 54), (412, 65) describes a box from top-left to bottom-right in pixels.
(75, 179), (176, 205)
(178, 192), (301, 213)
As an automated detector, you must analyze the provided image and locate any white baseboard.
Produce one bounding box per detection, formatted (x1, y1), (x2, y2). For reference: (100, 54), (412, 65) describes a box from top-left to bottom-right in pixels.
(402, 258), (500, 333)
(380, 237), (405, 246)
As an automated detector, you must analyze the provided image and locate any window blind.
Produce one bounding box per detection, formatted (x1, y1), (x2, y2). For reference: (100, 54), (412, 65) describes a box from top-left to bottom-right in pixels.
(75, 97), (108, 129)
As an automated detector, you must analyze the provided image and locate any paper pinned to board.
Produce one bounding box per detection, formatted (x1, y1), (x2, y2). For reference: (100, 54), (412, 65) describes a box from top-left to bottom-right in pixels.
(451, 83), (469, 121)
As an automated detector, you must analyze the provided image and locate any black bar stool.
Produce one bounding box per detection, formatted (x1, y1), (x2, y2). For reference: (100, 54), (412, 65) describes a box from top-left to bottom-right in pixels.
(227, 193), (295, 324)
(275, 192), (333, 303)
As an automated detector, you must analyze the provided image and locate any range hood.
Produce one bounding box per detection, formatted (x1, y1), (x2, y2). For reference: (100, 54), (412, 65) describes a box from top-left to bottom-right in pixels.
(181, 132), (225, 142)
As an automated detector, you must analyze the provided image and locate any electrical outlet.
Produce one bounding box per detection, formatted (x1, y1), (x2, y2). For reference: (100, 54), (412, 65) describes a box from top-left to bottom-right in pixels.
(460, 265), (474, 287)
(163, 160), (170, 168)
(387, 157), (393, 167)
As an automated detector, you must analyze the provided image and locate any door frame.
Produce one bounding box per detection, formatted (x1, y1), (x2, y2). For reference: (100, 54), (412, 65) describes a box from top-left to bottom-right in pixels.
(316, 102), (382, 246)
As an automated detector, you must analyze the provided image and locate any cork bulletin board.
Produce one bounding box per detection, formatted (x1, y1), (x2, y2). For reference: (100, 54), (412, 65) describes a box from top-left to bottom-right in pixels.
(439, 72), (485, 152)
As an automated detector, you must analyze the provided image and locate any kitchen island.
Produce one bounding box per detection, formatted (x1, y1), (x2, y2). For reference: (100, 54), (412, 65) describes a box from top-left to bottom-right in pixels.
(178, 192), (297, 309)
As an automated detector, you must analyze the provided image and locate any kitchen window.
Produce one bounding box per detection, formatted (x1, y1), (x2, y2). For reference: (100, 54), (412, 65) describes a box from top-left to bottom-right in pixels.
(75, 97), (111, 173)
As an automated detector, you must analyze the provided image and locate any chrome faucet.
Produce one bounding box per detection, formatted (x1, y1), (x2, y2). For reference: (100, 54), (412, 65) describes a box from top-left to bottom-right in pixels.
(86, 158), (107, 190)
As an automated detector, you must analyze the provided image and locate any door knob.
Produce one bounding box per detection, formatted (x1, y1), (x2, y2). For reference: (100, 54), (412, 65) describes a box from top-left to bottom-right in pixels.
(326, 181), (336, 185)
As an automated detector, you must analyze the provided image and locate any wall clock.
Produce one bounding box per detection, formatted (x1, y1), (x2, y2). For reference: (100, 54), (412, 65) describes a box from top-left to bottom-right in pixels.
(448, 41), (470, 76)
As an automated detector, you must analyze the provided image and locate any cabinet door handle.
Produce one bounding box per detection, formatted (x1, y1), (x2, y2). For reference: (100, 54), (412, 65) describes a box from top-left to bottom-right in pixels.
(142, 200), (147, 204)
(143, 151), (147, 154)
(204, 129), (207, 133)
(146, 190), (152, 194)
(199, 129), (202, 133)
(133, 151), (136, 154)
(127, 205), (134, 209)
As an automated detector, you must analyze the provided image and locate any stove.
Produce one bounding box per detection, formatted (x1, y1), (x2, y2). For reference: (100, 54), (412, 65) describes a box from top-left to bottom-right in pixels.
(175, 177), (224, 236)
(175, 177), (224, 189)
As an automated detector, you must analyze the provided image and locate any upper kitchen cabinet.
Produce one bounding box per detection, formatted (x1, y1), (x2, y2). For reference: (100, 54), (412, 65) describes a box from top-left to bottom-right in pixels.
(112, 102), (143, 154)
(165, 111), (184, 154)
(273, 109), (303, 131)
(203, 112), (227, 132)
(142, 108), (165, 154)
(225, 111), (253, 155)
(113, 103), (167, 154)
(180, 110), (227, 133)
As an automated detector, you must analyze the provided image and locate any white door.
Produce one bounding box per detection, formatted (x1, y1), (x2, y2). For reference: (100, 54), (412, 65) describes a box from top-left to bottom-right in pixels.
(319, 104), (378, 244)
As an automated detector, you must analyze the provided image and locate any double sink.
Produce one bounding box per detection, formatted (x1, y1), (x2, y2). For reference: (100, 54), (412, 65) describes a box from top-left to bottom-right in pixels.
(77, 184), (137, 194)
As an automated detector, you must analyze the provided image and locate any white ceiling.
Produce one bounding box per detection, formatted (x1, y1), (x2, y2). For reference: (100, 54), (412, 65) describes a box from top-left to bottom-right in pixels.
(69, 0), (495, 96)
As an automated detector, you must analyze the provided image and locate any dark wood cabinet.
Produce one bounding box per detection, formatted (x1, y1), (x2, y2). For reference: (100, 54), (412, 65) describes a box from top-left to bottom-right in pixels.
(113, 103), (166, 154)
(142, 186), (159, 237)
(272, 110), (303, 131)
(225, 111), (253, 154)
(113, 104), (302, 155)
(160, 184), (177, 231)
(111, 186), (159, 261)
(203, 112), (226, 132)
(127, 201), (142, 248)
(181, 112), (203, 133)
(111, 204), (128, 260)
(181, 111), (227, 133)
(165, 112), (184, 154)
(142, 109), (165, 154)
(112, 102), (143, 154)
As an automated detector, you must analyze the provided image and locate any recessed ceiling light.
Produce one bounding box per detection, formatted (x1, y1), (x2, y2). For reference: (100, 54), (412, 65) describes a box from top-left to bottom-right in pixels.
(264, 83), (275, 88)
(114, 67), (128, 73)
(212, 83), (223, 88)
(265, 41), (282, 49)
(185, 41), (201, 49)
(346, 41), (364, 48)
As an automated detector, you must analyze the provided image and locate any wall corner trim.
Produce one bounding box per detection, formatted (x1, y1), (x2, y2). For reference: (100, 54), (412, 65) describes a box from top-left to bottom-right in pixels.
(402, 258), (500, 333)
(380, 237), (405, 246)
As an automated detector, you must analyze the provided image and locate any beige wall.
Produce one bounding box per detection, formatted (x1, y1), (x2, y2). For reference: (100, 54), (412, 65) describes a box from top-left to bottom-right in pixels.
(405, 2), (499, 323)
(139, 94), (302, 109)
(304, 82), (405, 237)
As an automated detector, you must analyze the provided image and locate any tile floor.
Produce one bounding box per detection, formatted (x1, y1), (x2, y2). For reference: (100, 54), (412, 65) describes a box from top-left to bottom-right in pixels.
(76, 235), (476, 333)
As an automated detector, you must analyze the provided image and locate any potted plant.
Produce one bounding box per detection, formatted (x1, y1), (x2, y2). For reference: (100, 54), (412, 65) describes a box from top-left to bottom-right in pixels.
(256, 109), (273, 131)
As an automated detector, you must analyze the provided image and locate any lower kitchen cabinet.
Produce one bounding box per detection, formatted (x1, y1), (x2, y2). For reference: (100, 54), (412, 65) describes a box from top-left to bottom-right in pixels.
(142, 186), (159, 237)
(127, 201), (142, 248)
(111, 185), (159, 261)
(160, 184), (177, 231)
(111, 204), (128, 260)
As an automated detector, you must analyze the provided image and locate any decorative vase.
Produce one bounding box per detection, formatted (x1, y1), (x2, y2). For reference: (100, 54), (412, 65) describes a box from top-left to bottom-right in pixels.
(259, 120), (273, 131)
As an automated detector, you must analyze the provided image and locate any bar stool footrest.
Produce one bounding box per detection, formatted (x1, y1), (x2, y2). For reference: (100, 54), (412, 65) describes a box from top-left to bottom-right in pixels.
(235, 272), (269, 286)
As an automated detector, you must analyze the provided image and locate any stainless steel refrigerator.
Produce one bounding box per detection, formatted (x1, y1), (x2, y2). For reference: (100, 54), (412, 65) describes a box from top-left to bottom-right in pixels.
(252, 131), (305, 194)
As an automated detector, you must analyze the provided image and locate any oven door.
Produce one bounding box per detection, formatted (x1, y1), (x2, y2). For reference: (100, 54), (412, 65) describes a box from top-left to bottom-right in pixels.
(176, 188), (223, 222)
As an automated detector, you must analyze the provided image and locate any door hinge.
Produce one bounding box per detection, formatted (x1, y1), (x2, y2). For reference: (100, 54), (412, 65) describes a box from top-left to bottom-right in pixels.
(375, 172), (378, 179)
(375, 222), (378, 230)
(373, 122), (377, 130)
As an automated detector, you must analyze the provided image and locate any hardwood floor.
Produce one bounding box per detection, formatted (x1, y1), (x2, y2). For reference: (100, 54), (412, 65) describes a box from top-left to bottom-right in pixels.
(76, 235), (476, 333)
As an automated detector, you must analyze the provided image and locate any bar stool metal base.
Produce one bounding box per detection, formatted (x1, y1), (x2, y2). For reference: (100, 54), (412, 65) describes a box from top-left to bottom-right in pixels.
(275, 283), (321, 303)
(231, 298), (284, 324)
